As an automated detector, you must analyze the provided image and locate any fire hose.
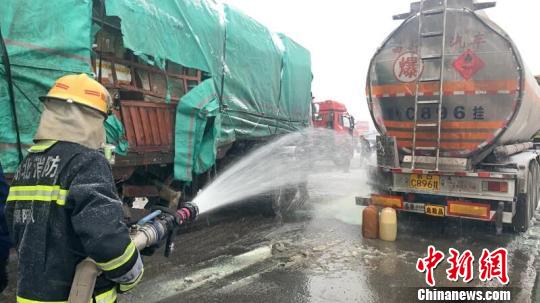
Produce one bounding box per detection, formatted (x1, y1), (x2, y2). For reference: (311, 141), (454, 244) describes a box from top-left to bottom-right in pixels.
(67, 202), (198, 303)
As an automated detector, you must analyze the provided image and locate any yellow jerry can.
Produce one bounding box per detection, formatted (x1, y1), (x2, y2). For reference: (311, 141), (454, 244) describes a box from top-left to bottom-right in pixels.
(379, 207), (397, 242)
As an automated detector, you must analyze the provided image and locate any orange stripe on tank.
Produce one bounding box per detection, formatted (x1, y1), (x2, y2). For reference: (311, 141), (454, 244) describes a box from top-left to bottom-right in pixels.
(383, 120), (505, 129)
(370, 80), (518, 96)
(387, 131), (494, 141)
(397, 140), (479, 150)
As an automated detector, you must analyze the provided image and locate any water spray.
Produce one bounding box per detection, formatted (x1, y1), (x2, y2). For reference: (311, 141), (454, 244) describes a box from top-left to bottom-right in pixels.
(191, 128), (349, 215)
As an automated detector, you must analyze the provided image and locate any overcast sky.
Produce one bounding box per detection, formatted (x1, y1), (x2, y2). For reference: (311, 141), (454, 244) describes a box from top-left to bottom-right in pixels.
(223, 0), (540, 125)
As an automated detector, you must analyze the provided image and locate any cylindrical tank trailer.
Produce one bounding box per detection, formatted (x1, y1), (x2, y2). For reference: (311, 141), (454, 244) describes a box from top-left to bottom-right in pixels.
(367, 0), (540, 162)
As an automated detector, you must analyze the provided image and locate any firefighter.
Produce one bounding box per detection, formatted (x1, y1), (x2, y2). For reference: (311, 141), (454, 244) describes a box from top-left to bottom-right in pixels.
(5, 74), (143, 303)
(0, 163), (9, 293)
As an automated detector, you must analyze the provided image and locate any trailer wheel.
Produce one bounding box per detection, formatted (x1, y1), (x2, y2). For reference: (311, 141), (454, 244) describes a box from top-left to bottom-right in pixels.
(513, 165), (534, 232)
(256, 188), (292, 217)
(258, 184), (309, 218)
(534, 160), (540, 210)
(528, 161), (539, 219)
(271, 187), (298, 218)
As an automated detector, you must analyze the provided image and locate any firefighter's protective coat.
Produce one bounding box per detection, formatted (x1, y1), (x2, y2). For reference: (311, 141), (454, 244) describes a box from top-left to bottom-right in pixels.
(5, 141), (143, 302)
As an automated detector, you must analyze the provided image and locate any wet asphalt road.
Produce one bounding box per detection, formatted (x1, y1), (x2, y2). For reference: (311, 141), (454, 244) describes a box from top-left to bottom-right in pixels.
(2, 155), (540, 302)
(121, 155), (540, 303)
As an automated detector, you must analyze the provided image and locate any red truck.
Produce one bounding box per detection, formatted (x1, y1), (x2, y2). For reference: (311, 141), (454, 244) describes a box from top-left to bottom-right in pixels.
(312, 100), (355, 171)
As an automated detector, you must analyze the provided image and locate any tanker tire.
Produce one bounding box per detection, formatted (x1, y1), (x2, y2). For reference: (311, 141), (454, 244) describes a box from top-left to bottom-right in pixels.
(533, 159), (540, 211)
(514, 194), (530, 232)
(529, 166), (536, 222)
(513, 167), (534, 232)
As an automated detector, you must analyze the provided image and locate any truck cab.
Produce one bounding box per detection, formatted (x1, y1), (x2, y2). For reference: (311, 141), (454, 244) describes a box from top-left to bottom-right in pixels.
(312, 100), (355, 171)
(312, 100), (354, 134)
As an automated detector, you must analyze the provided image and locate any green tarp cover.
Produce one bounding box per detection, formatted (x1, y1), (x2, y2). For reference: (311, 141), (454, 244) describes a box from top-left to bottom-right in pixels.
(105, 115), (129, 156)
(174, 79), (219, 178)
(104, 0), (225, 76)
(278, 34), (313, 124)
(107, 0), (312, 180)
(0, 0), (128, 172)
(1, 0), (312, 180)
(0, 0), (93, 172)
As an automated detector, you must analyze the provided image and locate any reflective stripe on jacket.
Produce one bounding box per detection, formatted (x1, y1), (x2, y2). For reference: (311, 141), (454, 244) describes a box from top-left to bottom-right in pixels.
(6, 141), (143, 302)
(16, 287), (117, 303)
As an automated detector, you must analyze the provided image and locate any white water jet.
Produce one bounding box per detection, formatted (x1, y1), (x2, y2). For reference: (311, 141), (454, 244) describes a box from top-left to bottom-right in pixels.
(193, 128), (367, 214)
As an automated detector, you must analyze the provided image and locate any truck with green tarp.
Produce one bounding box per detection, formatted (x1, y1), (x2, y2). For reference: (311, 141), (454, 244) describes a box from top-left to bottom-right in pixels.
(0, 0), (312, 212)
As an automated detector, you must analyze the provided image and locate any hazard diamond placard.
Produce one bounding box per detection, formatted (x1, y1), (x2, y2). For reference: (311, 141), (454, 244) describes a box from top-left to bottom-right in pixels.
(453, 49), (485, 80)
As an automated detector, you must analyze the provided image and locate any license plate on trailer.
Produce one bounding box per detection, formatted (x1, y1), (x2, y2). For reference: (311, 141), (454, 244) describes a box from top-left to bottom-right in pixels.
(409, 174), (440, 191)
(425, 205), (445, 217)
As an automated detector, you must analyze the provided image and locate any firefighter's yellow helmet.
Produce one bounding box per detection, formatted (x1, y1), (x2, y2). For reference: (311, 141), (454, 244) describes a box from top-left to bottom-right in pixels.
(40, 73), (111, 116)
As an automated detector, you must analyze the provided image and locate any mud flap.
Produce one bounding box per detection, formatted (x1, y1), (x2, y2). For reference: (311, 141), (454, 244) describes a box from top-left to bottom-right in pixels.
(513, 193), (530, 232)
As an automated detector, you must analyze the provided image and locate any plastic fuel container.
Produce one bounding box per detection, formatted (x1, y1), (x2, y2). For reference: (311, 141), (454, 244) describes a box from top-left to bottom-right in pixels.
(362, 205), (379, 239)
(379, 207), (397, 241)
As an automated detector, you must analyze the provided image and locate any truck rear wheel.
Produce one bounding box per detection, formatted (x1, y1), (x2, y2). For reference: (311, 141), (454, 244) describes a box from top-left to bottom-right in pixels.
(257, 188), (292, 217)
(513, 164), (536, 232)
(533, 160), (540, 211)
(258, 184), (309, 218)
(271, 187), (299, 218)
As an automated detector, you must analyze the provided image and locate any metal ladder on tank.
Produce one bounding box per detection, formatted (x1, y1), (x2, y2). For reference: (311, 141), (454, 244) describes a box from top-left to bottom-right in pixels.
(411, 0), (449, 170)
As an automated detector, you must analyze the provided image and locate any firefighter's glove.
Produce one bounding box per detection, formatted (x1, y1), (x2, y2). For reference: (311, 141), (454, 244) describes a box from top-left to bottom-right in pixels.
(0, 258), (7, 293)
(140, 244), (159, 256)
(176, 202), (199, 226)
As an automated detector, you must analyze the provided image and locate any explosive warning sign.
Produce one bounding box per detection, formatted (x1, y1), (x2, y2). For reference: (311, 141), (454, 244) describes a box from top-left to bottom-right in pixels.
(394, 52), (423, 83)
(453, 49), (485, 80)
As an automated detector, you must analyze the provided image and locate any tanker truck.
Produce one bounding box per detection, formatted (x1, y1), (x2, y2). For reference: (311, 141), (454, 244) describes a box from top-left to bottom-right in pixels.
(362, 0), (540, 232)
